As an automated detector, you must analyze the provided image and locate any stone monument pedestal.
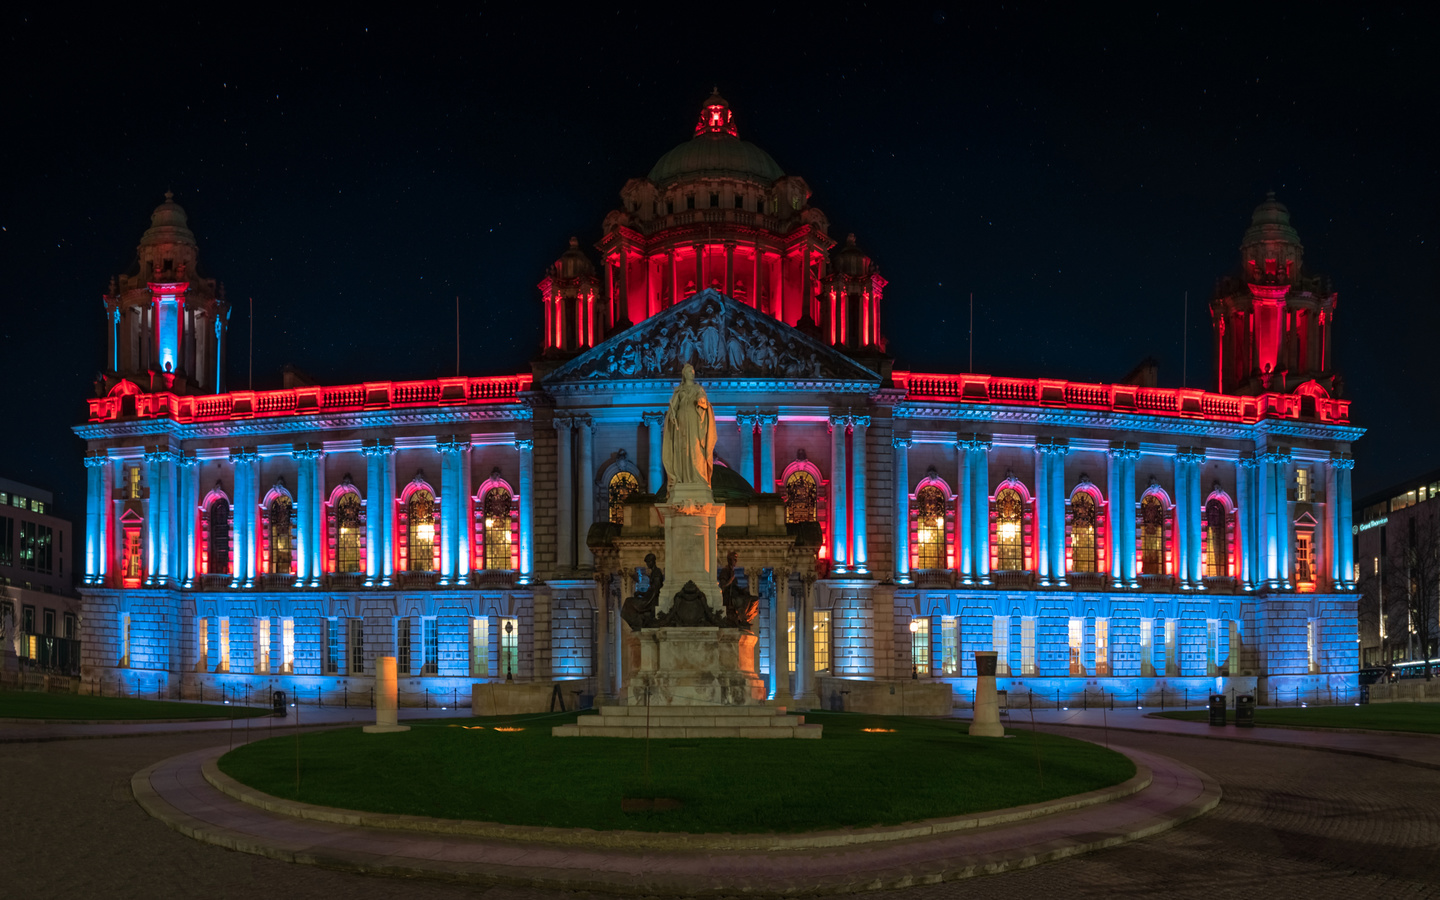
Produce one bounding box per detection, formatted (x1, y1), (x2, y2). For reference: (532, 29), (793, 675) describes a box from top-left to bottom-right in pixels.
(657, 484), (726, 614)
(627, 627), (767, 707)
(364, 656), (411, 734)
(970, 650), (1005, 737)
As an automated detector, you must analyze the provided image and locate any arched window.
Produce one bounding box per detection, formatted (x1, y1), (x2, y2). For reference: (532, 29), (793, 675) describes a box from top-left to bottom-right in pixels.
(335, 492), (361, 573)
(995, 487), (1024, 571)
(268, 496), (292, 574)
(407, 490), (436, 572)
(1204, 498), (1227, 577)
(914, 485), (948, 569)
(608, 471), (639, 524)
(784, 470), (818, 524)
(1070, 492), (1098, 573)
(207, 499), (230, 575)
(1141, 495), (1166, 575)
(482, 487), (513, 570)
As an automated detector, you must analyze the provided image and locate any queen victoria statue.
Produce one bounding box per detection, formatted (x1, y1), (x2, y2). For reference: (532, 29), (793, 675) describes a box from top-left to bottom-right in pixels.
(662, 364), (717, 489)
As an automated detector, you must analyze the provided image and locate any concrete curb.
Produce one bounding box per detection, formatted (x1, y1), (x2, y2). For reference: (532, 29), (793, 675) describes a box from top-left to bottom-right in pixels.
(1142, 712), (1440, 739)
(132, 742), (1219, 895)
(201, 754), (1152, 851)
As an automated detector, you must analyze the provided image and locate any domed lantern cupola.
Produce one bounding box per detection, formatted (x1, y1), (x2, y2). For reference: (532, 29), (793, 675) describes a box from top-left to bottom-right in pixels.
(1210, 193), (1339, 400)
(821, 234), (887, 351)
(694, 88), (739, 138)
(538, 237), (602, 356)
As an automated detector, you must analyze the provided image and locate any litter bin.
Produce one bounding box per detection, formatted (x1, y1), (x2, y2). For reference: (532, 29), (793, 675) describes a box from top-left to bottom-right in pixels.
(272, 690), (288, 718)
(1359, 684), (1370, 705)
(1208, 693), (1227, 726)
(1235, 694), (1255, 728)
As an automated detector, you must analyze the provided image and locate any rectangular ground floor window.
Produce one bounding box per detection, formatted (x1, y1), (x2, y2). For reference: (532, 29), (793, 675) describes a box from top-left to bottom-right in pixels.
(499, 617), (519, 679)
(1095, 618), (1109, 676)
(120, 613), (131, 668)
(1068, 617), (1085, 675)
(282, 618), (295, 674)
(257, 618), (271, 674)
(1164, 619), (1178, 676)
(788, 610), (797, 673)
(812, 609), (830, 672)
(325, 619), (341, 674)
(1308, 618), (1319, 673)
(1140, 618), (1154, 676)
(1228, 621), (1240, 675)
(396, 618), (411, 673)
(993, 616), (1010, 675)
(471, 617), (489, 677)
(349, 619), (365, 674)
(1207, 619), (1219, 676)
(218, 617), (230, 673)
(941, 616), (958, 675)
(911, 616), (930, 676)
(197, 617), (209, 672)
(423, 618), (439, 675)
(1021, 617), (1036, 675)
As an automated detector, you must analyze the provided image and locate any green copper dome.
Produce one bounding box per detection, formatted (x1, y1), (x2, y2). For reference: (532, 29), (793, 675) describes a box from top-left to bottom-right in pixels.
(648, 133), (784, 187)
(648, 91), (783, 187)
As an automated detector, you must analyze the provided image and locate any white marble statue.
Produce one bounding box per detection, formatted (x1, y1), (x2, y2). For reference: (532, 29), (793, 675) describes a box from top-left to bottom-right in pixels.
(662, 364), (717, 488)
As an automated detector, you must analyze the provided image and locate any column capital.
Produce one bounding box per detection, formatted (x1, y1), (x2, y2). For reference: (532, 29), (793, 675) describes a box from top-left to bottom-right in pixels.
(828, 414), (850, 431)
(641, 410), (666, 426)
(84, 452), (109, 468)
(574, 414), (595, 432)
(1175, 447), (1207, 465)
(227, 447), (258, 464)
(435, 435), (471, 454)
(1035, 437), (1070, 456)
(291, 442), (325, 461)
(850, 415), (872, 429)
(1108, 441), (1140, 461)
(1329, 454), (1356, 470)
(757, 412), (779, 426)
(360, 440), (394, 458)
(1237, 453), (1261, 469)
(957, 432), (993, 452)
(514, 438), (534, 452)
(892, 435), (912, 450)
(1261, 447), (1292, 464)
(143, 446), (179, 464)
(175, 451), (199, 468)
(554, 414), (574, 431)
(736, 411), (759, 428)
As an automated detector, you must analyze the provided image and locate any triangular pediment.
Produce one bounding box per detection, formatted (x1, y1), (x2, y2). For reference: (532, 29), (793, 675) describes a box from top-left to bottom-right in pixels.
(544, 289), (880, 384)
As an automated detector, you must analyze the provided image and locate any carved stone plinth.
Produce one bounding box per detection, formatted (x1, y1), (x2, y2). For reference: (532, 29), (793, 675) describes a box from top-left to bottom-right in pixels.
(627, 627), (766, 707)
(970, 651), (1005, 737)
(657, 483), (725, 614)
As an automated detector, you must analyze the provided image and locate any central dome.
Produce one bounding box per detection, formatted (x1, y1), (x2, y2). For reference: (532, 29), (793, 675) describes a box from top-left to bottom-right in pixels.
(647, 91), (784, 187)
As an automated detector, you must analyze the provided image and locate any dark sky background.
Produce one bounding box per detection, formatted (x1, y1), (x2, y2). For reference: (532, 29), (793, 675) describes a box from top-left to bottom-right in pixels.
(1, 5), (1435, 523)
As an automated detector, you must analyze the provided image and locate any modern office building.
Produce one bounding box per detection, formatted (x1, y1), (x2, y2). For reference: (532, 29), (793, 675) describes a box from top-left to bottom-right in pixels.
(75, 93), (1362, 705)
(0, 477), (80, 675)
(1355, 471), (1440, 671)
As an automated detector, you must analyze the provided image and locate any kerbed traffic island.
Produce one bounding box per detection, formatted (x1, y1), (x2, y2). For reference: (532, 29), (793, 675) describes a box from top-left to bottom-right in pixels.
(131, 712), (1220, 894)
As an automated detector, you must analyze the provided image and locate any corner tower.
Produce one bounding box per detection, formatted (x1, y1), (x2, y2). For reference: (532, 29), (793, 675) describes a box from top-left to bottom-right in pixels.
(101, 193), (229, 394)
(1211, 193), (1339, 397)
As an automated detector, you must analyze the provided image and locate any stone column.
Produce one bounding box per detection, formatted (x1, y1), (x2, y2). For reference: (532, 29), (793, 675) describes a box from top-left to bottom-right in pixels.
(894, 436), (912, 584)
(971, 650), (1004, 737)
(144, 448), (163, 585)
(577, 415), (595, 568)
(594, 572), (612, 703)
(1034, 442), (1050, 586)
(972, 437), (993, 585)
(84, 454), (103, 585)
(382, 445), (396, 586)
(642, 412), (665, 493)
(1335, 456), (1355, 588)
(437, 437), (460, 584)
(99, 456), (113, 586)
(758, 414), (777, 492)
(772, 566), (792, 702)
(180, 452), (199, 586)
(1173, 449), (1190, 588)
(1050, 442), (1068, 585)
(1273, 449), (1292, 588)
(362, 442), (386, 586)
(458, 442), (473, 585)
(516, 439), (535, 583)
(957, 436), (972, 583)
(554, 417), (574, 571)
(829, 415), (849, 571)
(229, 449), (247, 587)
(852, 416), (870, 574)
(294, 446), (316, 587)
(1107, 445), (1124, 588)
(796, 575), (819, 706)
(312, 449), (326, 587)
(737, 413), (757, 488)
(1237, 455), (1256, 590)
(1120, 447), (1140, 587)
(724, 241), (736, 295)
(1187, 449), (1205, 587)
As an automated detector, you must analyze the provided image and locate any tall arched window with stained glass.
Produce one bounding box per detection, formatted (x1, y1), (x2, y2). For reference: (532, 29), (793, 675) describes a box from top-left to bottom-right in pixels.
(608, 471), (639, 524)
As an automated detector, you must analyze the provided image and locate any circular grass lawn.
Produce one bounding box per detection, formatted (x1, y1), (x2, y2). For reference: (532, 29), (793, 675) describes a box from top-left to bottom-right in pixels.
(218, 711), (1135, 834)
(0, 690), (270, 721)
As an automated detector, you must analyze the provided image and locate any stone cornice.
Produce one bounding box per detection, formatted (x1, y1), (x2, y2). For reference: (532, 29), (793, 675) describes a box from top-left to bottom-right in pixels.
(74, 405), (531, 442)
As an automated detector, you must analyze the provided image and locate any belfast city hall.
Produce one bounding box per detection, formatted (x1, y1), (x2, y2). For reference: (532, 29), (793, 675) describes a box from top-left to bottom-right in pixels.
(76, 92), (1362, 708)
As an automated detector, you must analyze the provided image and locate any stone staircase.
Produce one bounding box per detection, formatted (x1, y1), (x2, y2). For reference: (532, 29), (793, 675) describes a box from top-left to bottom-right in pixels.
(552, 705), (821, 739)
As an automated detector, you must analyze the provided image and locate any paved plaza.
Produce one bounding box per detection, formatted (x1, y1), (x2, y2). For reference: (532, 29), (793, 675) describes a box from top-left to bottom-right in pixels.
(3, 712), (1438, 898)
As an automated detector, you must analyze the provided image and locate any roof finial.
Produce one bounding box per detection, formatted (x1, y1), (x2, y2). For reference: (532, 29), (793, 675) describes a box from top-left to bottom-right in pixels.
(164, 189), (174, 202)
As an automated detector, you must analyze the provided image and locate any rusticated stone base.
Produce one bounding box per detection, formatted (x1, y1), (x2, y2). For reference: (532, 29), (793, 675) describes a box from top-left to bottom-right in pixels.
(626, 627), (766, 707)
(552, 704), (821, 738)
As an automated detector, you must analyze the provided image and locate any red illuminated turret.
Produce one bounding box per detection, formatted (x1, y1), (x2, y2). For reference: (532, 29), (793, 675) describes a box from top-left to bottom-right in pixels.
(1211, 194), (1339, 400)
(821, 234), (887, 352)
(538, 237), (601, 356)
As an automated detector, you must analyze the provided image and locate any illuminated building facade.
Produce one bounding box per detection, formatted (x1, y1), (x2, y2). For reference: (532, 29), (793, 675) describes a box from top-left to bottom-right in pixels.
(0, 477), (81, 676)
(76, 93), (1361, 704)
(1354, 471), (1440, 671)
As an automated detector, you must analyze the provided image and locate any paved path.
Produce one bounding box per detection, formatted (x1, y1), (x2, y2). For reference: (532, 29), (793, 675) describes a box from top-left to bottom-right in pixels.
(956, 707), (1440, 769)
(3, 721), (1438, 898)
(0, 706), (462, 742)
(130, 740), (1212, 894)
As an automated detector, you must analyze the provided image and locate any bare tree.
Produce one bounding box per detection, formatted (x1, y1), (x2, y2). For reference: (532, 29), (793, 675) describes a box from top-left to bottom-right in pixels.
(1381, 513), (1440, 680)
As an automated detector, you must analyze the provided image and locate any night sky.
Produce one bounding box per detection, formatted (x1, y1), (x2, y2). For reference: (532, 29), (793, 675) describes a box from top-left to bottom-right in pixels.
(1, 5), (1434, 523)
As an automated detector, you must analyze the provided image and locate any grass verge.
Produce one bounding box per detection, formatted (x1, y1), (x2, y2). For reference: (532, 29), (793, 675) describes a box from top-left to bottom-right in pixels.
(0, 690), (270, 720)
(1156, 702), (1440, 734)
(219, 710), (1134, 833)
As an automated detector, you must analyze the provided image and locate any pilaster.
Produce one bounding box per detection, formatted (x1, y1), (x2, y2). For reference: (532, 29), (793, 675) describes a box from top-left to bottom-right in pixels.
(736, 413), (757, 488)
(758, 413), (778, 492)
(829, 415), (849, 571)
(554, 416), (574, 571)
(642, 411), (665, 493)
(577, 415), (595, 568)
(894, 436), (912, 584)
(516, 438), (535, 582)
(851, 415), (870, 573)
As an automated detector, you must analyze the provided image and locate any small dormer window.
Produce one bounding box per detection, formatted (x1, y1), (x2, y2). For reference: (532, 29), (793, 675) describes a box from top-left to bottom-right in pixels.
(686, 195), (695, 210)
(666, 200), (674, 214)
(734, 194), (744, 209)
(709, 192), (719, 208)
(164, 259), (172, 270)
(1296, 468), (1310, 502)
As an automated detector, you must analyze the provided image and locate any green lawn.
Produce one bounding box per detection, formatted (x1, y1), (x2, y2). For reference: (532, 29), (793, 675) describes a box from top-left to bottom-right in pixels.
(1156, 703), (1440, 734)
(0, 690), (270, 720)
(219, 711), (1134, 833)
